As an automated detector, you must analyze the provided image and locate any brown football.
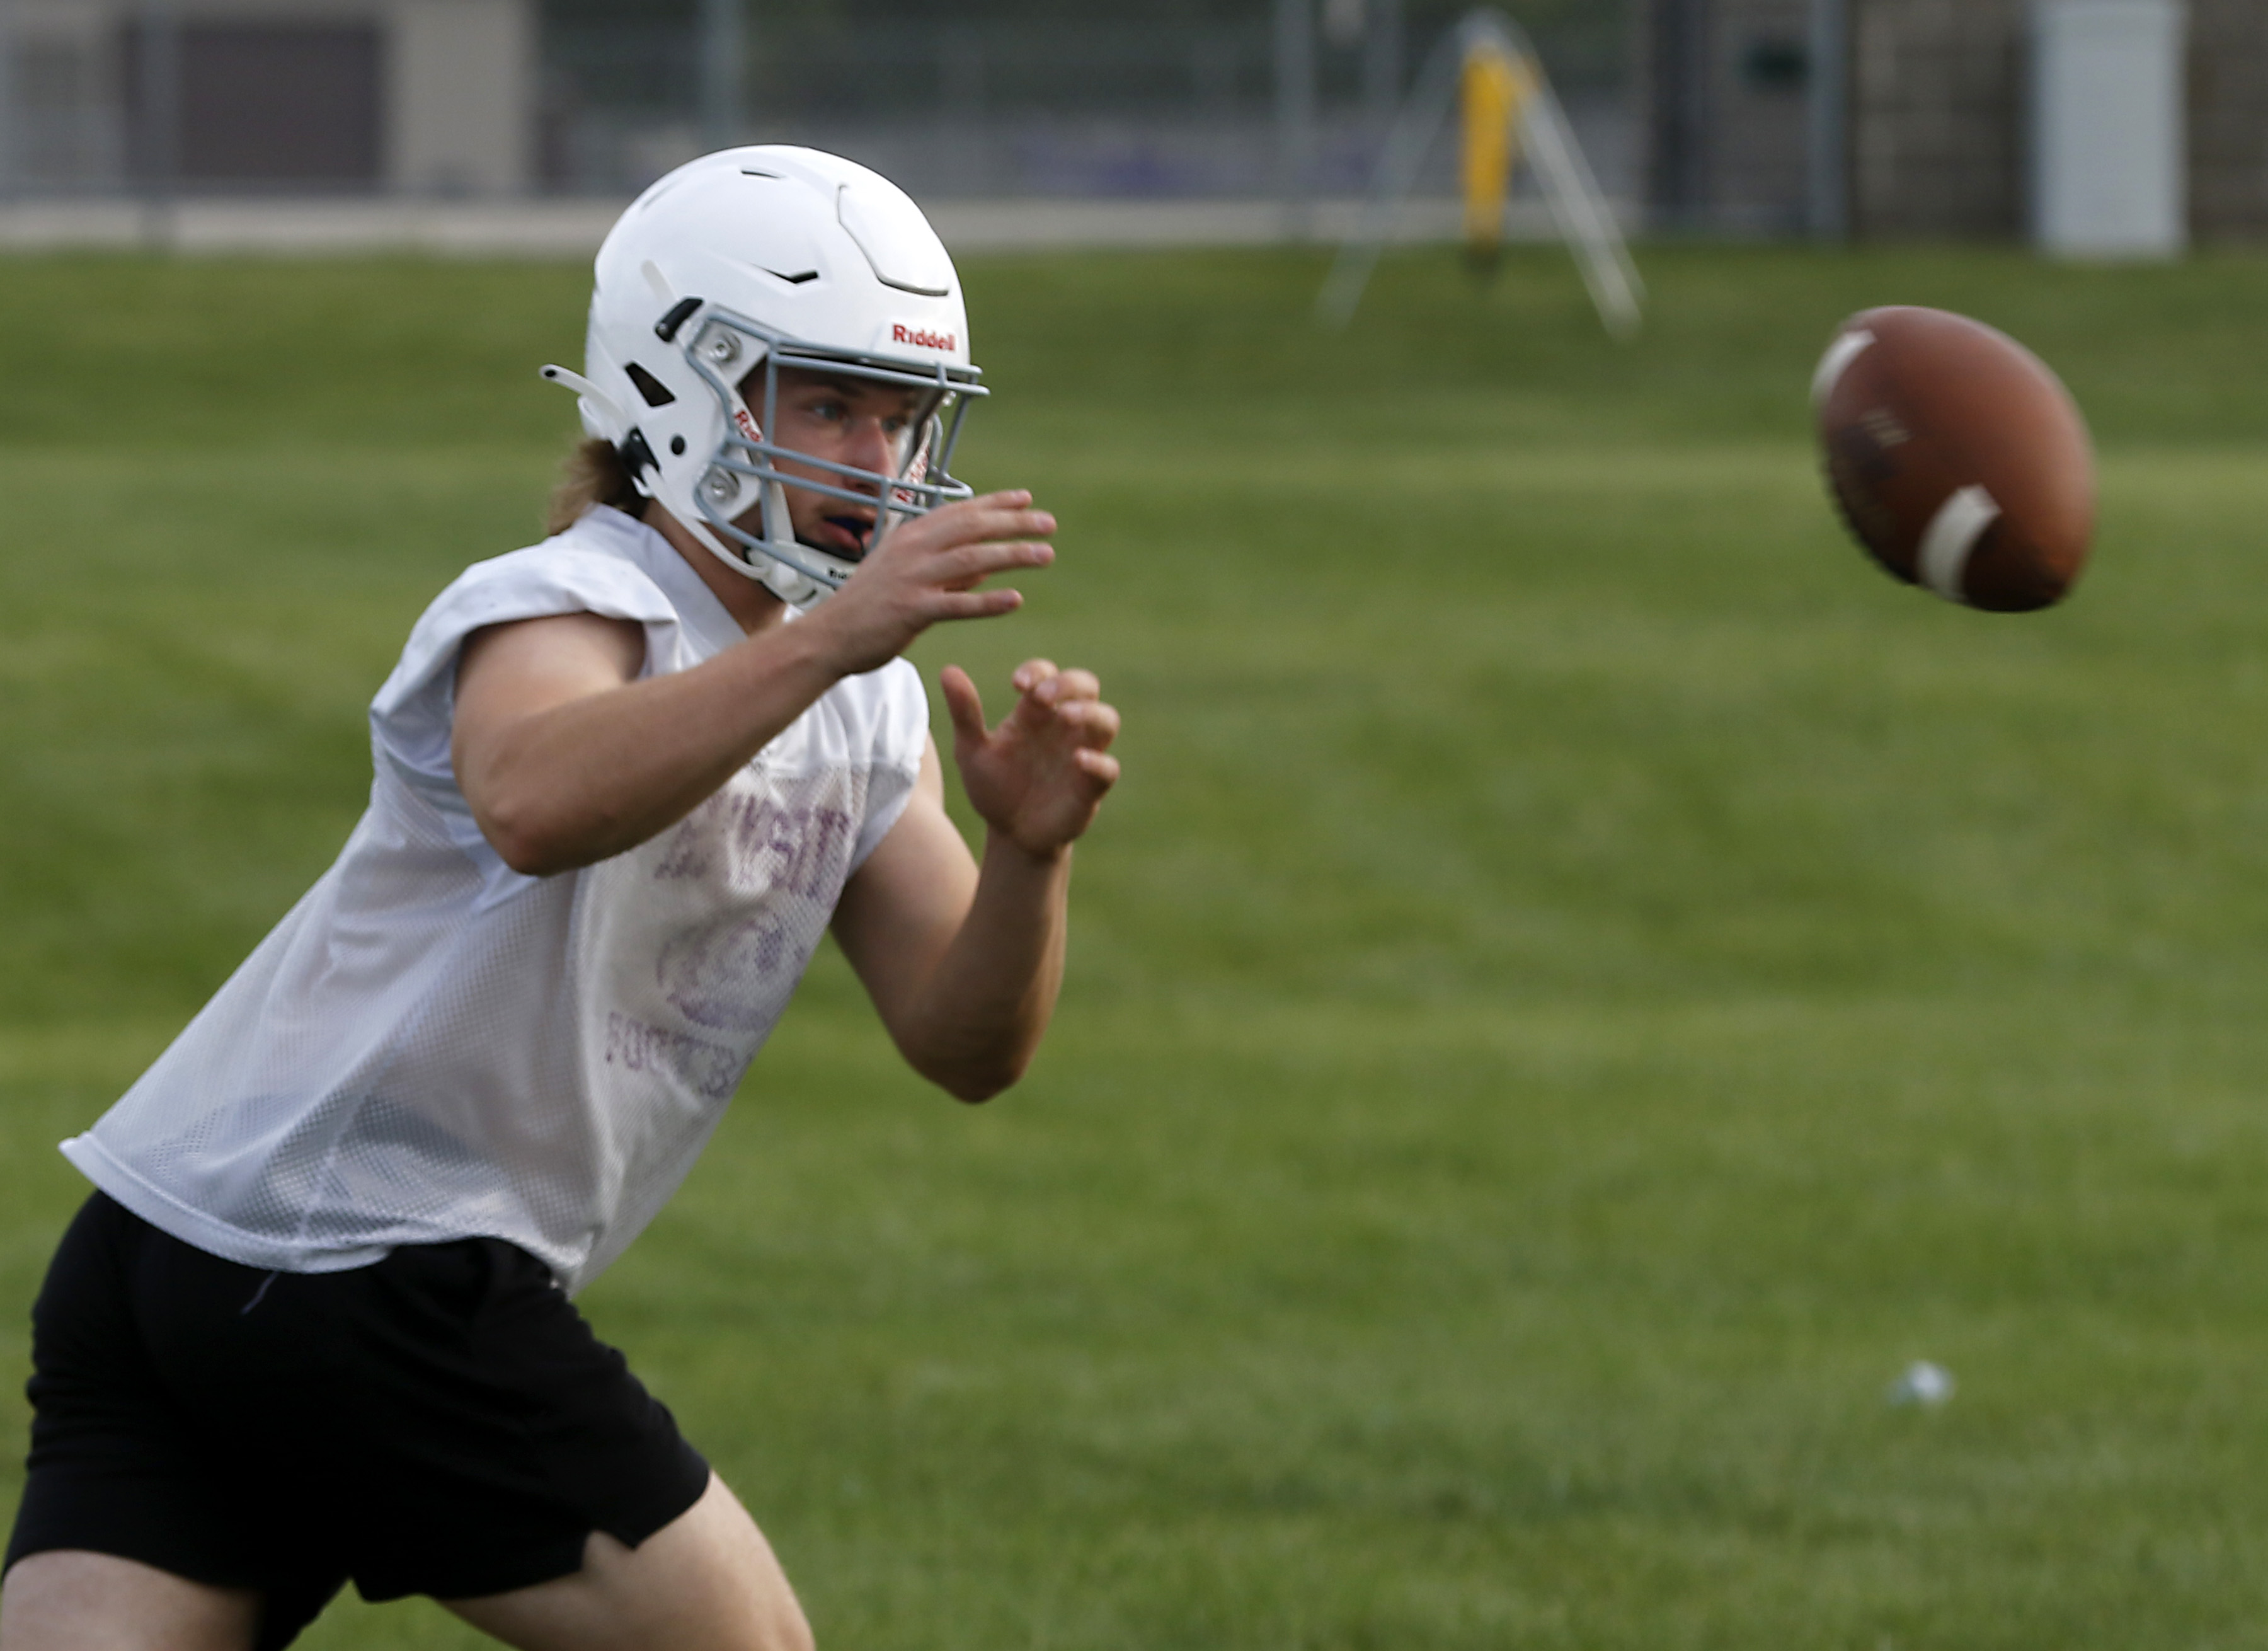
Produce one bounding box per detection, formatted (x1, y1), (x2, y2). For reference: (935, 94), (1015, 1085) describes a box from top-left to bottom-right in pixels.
(1814, 306), (2095, 612)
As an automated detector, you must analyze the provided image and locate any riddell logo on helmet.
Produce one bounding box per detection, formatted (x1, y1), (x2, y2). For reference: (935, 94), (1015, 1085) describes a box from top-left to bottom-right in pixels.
(891, 323), (956, 352)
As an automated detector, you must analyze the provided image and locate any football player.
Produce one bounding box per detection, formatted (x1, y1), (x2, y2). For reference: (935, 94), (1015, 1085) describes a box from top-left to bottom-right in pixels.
(0, 147), (1118, 1651)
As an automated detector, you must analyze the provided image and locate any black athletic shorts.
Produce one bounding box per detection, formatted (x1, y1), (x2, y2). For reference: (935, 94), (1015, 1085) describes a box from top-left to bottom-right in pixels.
(4, 1192), (711, 1651)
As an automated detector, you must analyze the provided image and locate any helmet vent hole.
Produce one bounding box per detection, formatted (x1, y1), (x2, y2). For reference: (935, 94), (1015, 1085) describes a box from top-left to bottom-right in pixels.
(669, 435), (686, 455)
(626, 364), (676, 408)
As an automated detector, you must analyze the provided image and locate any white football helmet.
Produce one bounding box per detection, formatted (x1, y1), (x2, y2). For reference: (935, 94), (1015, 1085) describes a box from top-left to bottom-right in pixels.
(544, 146), (985, 607)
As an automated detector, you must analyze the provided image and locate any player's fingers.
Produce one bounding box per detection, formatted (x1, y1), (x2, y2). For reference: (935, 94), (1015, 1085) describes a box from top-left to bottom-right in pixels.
(924, 488), (1036, 525)
(915, 505), (1055, 551)
(946, 510), (1056, 548)
(936, 540), (1053, 590)
(1033, 667), (1101, 706)
(1004, 662), (1073, 735)
(925, 588), (1024, 623)
(934, 548), (1048, 594)
(1074, 748), (1121, 788)
(939, 665), (989, 747)
(1058, 699), (1121, 748)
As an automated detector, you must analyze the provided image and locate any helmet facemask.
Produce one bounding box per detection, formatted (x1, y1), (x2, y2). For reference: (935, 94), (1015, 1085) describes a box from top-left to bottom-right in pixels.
(672, 304), (986, 609)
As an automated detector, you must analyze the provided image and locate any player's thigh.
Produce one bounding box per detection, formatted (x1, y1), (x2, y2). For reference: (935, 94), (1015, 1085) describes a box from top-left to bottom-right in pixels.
(0, 1550), (258, 1651)
(440, 1474), (813, 1651)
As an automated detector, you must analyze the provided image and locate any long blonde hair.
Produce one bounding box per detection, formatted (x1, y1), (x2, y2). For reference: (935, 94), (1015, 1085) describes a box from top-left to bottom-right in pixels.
(546, 437), (646, 536)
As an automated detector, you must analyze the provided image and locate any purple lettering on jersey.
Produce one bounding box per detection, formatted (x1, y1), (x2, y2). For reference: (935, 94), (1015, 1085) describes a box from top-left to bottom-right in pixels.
(604, 1011), (742, 1100)
(798, 807), (853, 896)
(735, 802), (853, 897)
(654, 788), (857, 902)
(656, 911), (798, 1032)
(651, 796), (726, 882)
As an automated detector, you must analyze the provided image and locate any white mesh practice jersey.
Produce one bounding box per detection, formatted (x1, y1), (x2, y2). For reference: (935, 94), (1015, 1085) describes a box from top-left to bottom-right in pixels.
(63, 506), (927, 1294)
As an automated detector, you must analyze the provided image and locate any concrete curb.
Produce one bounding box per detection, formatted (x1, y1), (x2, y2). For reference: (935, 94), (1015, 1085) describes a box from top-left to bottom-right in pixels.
(0, 195), (1626, 257)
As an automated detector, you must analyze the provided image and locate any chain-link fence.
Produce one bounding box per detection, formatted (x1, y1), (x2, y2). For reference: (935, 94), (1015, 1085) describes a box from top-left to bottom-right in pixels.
(544, 1), (1634, 200)
(0, 0), (1633, 209)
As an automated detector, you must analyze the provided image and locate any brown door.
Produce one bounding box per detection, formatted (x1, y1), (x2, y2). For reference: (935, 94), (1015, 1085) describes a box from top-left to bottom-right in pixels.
(125, 22), (384, 190)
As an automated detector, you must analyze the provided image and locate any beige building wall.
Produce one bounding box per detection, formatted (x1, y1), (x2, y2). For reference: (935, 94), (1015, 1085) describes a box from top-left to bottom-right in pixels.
(388, 0), (532, 196)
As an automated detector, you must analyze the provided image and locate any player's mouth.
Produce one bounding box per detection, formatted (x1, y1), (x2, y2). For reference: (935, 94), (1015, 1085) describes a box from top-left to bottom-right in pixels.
(815, 512), (877, 556)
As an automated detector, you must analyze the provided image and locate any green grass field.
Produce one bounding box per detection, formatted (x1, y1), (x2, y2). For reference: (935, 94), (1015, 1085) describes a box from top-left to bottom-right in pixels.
(5, 240), (2268, 1648)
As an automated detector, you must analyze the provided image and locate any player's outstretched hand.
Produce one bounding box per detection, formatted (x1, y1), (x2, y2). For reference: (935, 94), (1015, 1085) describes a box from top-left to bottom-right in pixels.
(942, 660), (1121, 858)
(801, 490), (1056, 677)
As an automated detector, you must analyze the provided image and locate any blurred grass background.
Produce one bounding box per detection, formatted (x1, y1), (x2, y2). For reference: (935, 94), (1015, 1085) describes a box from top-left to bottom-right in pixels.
(5, 244), (2268, 1647)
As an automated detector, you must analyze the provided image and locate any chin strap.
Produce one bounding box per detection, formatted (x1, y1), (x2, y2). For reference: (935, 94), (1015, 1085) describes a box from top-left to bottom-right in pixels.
(682, 489), (836, 611)
(757, 560), (828, 609)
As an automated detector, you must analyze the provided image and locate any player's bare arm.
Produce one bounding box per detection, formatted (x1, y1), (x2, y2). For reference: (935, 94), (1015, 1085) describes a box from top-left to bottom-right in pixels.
(832, 660), (1121, 1100)
(454, 488), (1057, 876)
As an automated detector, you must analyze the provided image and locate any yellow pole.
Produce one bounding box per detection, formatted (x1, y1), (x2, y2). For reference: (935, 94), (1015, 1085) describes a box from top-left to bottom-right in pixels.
(1459, 38), (1532, 272)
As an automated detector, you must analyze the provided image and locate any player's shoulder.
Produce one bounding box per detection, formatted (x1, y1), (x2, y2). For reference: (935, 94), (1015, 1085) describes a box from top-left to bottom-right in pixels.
(374, 509), (689, 739)
(437, 508), (681, 630)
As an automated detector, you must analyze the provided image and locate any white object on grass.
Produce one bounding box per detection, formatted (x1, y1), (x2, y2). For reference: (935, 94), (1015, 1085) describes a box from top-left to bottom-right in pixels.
(1886, 1360), (1957, 1408)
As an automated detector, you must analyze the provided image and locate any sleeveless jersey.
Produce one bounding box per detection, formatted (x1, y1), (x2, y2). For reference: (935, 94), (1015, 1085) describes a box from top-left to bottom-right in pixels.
(62, 507), (927, 1294)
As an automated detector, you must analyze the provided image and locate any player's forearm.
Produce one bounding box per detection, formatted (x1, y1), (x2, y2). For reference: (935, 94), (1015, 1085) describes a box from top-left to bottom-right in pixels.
(892, 835), (1073, 1102)
(469, 624), (840, 875)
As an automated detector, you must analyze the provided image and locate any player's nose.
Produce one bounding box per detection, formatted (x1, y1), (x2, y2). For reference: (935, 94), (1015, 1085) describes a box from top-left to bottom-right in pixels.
(847, 417), (896, 476)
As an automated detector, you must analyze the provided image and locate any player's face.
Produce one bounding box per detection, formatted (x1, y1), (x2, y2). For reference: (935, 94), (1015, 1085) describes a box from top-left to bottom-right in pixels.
(744, 367), (925, 560)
